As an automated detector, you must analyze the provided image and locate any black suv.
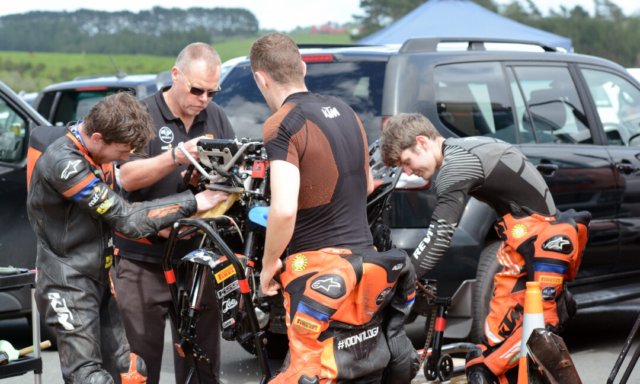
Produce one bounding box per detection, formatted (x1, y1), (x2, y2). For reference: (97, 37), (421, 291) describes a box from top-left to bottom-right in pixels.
(214, 39), (640, 342)
(31, 71), (172, 126)
(0, 81), (49, 328)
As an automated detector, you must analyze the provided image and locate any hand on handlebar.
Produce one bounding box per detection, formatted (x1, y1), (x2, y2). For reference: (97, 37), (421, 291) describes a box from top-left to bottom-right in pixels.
(175, 136), (208, 165)
(194, 190), (229, 212)
(260, 259), (283, 296)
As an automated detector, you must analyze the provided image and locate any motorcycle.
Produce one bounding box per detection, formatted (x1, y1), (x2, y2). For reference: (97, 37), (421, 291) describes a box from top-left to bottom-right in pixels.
(161, 138), (402, 383)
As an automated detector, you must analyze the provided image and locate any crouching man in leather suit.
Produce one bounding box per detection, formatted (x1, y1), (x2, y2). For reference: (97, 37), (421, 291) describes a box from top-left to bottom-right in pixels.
(26, 93), (223, 384)
(379, 113), (590, 384)
(250, 33), (418, 384)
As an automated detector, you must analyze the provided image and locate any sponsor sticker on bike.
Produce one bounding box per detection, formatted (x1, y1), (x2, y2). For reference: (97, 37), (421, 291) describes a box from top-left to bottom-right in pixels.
(222, 298), (238, 313)
(215, 265), (236, 283)
(222, 318), (235, 329)
(217, 280), (240, 299)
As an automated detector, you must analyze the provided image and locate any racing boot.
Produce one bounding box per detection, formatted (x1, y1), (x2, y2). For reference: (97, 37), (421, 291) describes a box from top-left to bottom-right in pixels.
(117, 352), (147, 383)
(465, 346), (500, 384)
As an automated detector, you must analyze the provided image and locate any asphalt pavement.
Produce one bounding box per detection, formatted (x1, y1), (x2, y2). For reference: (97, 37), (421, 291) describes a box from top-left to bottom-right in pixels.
(2, 299), (640, 383)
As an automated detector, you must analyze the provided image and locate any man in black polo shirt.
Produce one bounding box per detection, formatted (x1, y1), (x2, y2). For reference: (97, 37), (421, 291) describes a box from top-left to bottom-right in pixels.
(115, 43), (235, 384)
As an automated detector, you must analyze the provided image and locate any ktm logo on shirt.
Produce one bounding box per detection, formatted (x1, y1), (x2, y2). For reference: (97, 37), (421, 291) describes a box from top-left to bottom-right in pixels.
(147, 205), (181, 218)
(321, 106), (340, 118)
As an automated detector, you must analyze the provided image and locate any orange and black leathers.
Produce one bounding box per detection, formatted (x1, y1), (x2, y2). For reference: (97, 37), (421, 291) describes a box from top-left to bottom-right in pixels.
(264, 92), (416, 383)
(26, 124), (195, 383)
(274, 248), (416, 384)
(466, 210), (590, 383)
(27, 124), (197, 285)
(407, 137), (591, 383)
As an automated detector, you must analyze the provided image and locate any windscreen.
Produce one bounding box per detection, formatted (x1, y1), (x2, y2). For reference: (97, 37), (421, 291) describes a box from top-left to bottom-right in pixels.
(214, 62), (386, 144)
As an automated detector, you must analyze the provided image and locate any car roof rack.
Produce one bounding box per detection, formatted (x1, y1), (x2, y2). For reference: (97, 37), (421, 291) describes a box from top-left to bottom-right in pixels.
(399, 37), (557, 53)
(296, 43), (373, 49)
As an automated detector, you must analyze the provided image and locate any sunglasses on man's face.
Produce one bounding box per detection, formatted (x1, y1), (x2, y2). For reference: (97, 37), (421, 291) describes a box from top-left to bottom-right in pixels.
(177, 67), (221, 98)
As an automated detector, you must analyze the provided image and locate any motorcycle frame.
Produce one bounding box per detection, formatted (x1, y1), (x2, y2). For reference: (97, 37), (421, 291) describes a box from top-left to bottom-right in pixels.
(161, 217), (272, 384)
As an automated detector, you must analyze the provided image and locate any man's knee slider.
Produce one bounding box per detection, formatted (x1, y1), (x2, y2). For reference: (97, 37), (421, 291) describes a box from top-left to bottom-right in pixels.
(118, 353), (147, 383)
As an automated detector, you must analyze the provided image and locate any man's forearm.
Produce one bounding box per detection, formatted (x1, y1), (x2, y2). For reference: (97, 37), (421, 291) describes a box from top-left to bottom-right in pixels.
(263, 209), (296, 270)
(119, 151), (177, 191)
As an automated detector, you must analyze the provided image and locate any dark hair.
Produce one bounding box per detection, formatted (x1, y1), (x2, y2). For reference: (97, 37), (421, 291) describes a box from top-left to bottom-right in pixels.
(249, 32), (304, 86)
(83, 92), (155, 152)
(380, 113), (441, 166)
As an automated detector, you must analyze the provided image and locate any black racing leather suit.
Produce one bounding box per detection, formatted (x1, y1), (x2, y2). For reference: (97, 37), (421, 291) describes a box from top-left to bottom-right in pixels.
(28, 128), (196, 285)
(27, 126), (197, 383)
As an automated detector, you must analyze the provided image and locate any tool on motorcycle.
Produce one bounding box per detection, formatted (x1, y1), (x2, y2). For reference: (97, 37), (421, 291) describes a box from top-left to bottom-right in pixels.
(608, 311), (640, 384)
(415, 279), (475, 382)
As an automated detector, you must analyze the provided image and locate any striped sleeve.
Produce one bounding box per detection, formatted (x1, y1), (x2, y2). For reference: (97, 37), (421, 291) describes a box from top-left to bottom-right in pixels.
(411, 144), (485, 278)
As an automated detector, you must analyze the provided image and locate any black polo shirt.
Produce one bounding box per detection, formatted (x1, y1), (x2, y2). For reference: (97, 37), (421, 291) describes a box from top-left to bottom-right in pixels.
(116, 86), (236, 263)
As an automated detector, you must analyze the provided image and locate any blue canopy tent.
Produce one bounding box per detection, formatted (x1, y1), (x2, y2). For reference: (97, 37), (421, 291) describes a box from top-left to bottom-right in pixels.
(358, 0), (572, 52)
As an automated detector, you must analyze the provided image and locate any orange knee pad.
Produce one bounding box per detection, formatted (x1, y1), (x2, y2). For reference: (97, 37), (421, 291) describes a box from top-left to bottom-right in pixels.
(120, 353), (147, 384)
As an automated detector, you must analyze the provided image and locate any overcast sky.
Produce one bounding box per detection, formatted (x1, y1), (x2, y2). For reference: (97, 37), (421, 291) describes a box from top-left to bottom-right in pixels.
(1, 0), (638, 31)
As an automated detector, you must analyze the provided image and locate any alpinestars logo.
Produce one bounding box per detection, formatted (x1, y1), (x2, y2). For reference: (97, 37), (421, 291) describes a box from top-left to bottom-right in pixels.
(337, 327), (379, 350)
(48, 292), (75, 330)
(311, 277), (341, 292)
(542, 235), (573, 254)
(321, 106), (340, 118)
(61, 160), (81, 179)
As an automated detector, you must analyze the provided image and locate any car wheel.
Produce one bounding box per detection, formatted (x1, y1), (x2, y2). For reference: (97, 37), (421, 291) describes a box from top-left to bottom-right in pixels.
(26, 314), (58, 350)
(240, 330), (289, 359)
(470, 241), (502, 344)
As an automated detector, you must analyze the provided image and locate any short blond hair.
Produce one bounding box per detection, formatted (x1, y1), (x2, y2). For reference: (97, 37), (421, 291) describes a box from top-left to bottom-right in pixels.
(249, 32), (304, 86)
(380, 113), (441, 166)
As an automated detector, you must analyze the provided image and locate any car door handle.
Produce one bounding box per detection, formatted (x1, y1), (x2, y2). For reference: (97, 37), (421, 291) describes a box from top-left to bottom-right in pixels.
(536, 163), (558, 176)
(616, 163), (638, 174)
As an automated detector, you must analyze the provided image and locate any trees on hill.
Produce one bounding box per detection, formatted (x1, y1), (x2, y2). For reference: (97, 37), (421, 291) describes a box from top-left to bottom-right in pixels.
(0, 7), (259, 56)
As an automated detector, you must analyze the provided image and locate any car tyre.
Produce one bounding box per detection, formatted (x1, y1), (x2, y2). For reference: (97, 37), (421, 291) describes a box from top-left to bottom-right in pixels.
(470, 241), (502, 344)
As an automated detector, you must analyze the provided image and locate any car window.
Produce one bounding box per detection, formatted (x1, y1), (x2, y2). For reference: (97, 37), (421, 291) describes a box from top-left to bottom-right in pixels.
(434, 62), (517, 143)
(0, 98), (26, 163)
(512, 66), (592, 144)
(581, 68), (640, 146)
(506, 68), (536, 143)
(214, 62), (386, 144)
(51, 89), (132, 126)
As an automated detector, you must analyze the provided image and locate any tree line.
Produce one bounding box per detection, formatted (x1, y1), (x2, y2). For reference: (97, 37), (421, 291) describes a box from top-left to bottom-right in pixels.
(0, 7), (259, 56)
(355, 0), (640, 67)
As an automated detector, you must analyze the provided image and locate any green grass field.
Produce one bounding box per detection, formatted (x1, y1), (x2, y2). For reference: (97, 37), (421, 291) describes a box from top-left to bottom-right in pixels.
(0, 33), (353, 93)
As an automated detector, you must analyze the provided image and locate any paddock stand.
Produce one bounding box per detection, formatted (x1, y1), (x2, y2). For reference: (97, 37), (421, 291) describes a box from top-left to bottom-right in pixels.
(416, 280), (475, 382)
(161, 218), (272, 384)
